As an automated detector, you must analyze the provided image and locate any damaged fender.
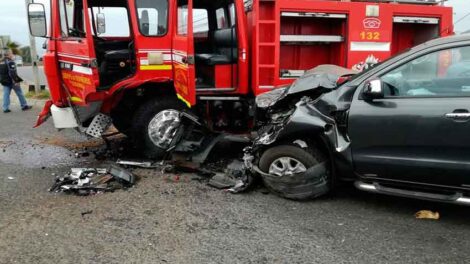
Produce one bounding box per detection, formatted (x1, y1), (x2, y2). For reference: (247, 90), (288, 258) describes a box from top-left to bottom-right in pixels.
(253, 97), (350, 153)
(34, 100), (53, 128)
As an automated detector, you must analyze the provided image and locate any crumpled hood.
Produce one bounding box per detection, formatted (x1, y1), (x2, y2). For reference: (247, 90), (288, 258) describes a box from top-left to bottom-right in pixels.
(255, 64), (358, 109)
(286, 64), (358, 96)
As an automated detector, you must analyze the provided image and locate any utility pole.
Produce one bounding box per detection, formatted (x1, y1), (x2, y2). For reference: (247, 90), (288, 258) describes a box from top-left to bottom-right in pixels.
(25, 0), (41, 95)
(0, 38), (4, 58)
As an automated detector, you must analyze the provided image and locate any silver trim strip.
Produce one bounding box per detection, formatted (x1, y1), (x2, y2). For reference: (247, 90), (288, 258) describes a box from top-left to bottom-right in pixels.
(281, 12), (346, 19)
(393, 16), (439, 24)
(199, 96), (241, 101)
(58, 53), (94, 60)
(280, 35), (344, 43)
(196, 87), (236, 92)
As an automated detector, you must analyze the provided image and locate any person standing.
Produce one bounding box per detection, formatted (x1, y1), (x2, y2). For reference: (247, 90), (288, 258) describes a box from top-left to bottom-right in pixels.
(0, 49), (32, 113)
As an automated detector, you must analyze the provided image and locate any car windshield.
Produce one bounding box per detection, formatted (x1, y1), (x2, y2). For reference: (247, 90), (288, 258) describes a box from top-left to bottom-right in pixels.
(348, 48), (412, 82)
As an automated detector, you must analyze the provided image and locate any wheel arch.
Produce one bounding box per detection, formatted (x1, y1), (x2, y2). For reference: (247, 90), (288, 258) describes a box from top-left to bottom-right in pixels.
(104, 81), (180, 134)
(262, 130), (339, 188)
(107, 81), (177, 113)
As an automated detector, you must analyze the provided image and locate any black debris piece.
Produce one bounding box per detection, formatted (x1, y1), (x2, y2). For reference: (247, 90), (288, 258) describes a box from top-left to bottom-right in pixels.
(208, 160), (253, 193)
(81, 210), (93, 217)
(208, 173), (238, 189)
(109, 165), (136, 186)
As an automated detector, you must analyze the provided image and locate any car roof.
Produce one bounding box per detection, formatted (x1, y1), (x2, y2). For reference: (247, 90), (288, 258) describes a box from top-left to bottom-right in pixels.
(349, 34), (470, 85)
(414, 34), (470, 51)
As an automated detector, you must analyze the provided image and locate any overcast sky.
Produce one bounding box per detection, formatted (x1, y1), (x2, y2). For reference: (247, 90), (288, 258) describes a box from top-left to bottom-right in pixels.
(0, 0), (469, 50)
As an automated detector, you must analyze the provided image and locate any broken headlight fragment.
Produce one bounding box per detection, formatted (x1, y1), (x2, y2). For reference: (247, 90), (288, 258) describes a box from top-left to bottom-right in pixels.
(255, 87), (288, 109)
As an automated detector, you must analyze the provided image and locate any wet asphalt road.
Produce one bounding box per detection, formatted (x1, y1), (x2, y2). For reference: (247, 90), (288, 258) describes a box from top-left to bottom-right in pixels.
(1, 105), (470, 264)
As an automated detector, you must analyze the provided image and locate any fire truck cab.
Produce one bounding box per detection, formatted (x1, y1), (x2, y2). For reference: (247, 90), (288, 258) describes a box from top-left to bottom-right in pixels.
(27, 0), (453, 158)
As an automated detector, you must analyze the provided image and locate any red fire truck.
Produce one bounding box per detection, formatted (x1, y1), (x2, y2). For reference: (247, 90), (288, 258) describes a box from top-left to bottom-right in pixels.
(27, 0), (453, 158)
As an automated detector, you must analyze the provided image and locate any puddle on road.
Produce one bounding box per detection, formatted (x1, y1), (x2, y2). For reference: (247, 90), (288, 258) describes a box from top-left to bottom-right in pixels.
(0, 139), (77, 168)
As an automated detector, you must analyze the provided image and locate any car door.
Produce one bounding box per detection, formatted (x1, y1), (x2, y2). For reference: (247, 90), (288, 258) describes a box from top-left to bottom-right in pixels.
(349, 45), (470, 188)
(173, 0), (196, 108)
(56, 0), (99, 106)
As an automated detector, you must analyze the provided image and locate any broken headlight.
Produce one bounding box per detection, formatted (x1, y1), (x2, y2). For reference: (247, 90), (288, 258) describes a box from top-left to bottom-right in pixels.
(255, 87), (287, 109)
(254, 108), (295, 146)
(269, 109), (295, 123)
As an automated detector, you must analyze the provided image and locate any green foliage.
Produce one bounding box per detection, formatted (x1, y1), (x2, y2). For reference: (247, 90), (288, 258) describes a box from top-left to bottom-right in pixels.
(6, 41), (21, 55)
(20, 47), (32, 63)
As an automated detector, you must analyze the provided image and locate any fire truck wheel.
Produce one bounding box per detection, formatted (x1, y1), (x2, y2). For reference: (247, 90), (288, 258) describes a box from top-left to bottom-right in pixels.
(111, 111), (132, 136)
(258, 145), (330, 200)
(131, 98), (187, 159)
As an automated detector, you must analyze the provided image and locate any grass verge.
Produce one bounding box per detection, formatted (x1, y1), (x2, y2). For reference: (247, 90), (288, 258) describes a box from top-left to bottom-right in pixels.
(25, 90), (51, 100)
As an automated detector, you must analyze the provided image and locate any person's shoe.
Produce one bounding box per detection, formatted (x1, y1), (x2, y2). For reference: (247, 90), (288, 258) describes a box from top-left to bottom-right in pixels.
(22, 106), (32, 111)
(3, 109), (11, 113)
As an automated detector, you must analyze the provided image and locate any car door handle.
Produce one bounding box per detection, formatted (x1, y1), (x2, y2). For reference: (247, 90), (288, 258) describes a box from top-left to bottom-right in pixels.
(445, 110), (470, 121)
(446, 113), (470, 118)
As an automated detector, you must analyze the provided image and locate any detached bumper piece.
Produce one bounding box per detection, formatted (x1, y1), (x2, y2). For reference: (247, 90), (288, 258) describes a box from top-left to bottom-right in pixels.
(34, 100), (53, 128)
(49, 166), (135, 196)
(50, 104), (79, 129)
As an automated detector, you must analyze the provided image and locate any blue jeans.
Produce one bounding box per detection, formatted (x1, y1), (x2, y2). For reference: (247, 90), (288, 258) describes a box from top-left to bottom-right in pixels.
(3, 84), (28, 111)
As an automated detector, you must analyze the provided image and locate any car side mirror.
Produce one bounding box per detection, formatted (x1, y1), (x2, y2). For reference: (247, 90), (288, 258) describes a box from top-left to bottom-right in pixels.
(363, 79), (384, 100)
(96, 13), (106, 34)
(28, 3), (47, 37)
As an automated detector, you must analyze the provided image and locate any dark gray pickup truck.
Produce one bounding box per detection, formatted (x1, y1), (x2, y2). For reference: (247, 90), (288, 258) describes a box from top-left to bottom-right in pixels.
(247, 34), (470, 205)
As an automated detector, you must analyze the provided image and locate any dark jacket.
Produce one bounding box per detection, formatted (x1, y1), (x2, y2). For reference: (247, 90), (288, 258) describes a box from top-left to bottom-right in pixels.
(0, 58), (23, 87)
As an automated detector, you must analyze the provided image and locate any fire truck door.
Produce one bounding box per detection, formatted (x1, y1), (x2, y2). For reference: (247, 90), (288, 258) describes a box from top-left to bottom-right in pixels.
(56, 0), (99, 106)
(173, 0), (196, 108)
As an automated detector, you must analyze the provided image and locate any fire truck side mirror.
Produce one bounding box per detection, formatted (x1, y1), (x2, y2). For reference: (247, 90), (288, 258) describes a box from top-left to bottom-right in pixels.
(96, 13), (106, 35)
(28, 3), (47, 38)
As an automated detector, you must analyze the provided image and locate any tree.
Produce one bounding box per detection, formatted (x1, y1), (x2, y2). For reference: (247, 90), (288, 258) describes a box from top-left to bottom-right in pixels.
(6, 41), (21, 55)
(20, 46), (31, 63)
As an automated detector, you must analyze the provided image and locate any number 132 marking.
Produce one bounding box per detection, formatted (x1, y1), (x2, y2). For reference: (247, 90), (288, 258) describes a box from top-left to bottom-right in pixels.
(360, 31), (381, 41)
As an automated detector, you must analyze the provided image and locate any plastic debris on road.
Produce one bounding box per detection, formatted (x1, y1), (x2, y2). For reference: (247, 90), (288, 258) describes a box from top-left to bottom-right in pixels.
(415, 210), (440, 220)
(116, 159), (158, 168)
(49, 166), (135, 196)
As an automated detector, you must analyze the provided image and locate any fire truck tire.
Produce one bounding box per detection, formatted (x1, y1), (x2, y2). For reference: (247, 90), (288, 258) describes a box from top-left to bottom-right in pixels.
(258, 145), (330, 200)
(131, 98), (187, 159)
(111, 112), (132, 136)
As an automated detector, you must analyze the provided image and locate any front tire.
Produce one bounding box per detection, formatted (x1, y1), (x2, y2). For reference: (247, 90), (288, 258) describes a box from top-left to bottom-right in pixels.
(131, 97), (187, 159)
(258, 145), (330, 200)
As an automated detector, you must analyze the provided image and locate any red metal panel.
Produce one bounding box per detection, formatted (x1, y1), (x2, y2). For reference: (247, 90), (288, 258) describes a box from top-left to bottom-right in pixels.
(52, 0), (100, 106)
(42, 0), (454, 112)
(251, 0), (453, 96)
(214, 64), (238, 88)
(172, 0), (196, 107)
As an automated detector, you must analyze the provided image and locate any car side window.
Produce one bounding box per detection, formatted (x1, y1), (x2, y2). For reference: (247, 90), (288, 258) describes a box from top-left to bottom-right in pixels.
(381, 46), (470, 97)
